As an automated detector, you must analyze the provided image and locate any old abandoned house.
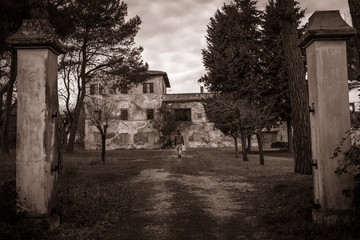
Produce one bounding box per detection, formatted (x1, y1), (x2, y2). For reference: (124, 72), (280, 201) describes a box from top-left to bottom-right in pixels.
(84, 70), (287, 150)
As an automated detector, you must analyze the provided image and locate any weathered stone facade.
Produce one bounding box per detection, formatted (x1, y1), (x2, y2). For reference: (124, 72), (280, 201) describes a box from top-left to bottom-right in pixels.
(84, 71), (235, 150)
(84, 70), (288, 150)
(162, 94), (234, 148)
(85, 71), (168, 150)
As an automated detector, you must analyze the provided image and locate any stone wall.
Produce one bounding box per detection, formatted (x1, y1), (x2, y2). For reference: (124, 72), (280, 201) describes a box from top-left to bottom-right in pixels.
(85, 76), (165, 150)
(84, 76), (288, 150)
(163, 98), (234, 148)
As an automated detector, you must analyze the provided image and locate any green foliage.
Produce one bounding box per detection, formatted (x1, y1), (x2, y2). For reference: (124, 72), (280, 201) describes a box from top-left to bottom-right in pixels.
(260, 0), (305, 123)
(0, 0), (29, 55)
(153, 103), (177, 148)
(200, 0), (262, 96)
(347, 37), (360, 80)
(271, 141), (289, 149)
(58, 0), (148, 87)
(56, 0), (148, 152)
(333, 128), (360, 174)
(333, 128), (360, 214)
(260, 0), (291, 121)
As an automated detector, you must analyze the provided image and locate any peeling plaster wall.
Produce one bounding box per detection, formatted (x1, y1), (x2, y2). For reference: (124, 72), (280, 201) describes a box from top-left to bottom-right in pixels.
(164, 101), (234, 148)
(84, 77), (286, 150)
(85, 76), (164, 150)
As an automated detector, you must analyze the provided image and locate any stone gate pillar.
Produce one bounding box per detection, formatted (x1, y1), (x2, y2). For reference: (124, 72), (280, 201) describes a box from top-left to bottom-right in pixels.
(8, 20), (65, 218)
(300, 11), (357, 224)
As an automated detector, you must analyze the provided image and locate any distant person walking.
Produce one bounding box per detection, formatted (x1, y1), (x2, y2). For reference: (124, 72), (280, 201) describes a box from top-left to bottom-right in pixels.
(174, 130), (184, 158)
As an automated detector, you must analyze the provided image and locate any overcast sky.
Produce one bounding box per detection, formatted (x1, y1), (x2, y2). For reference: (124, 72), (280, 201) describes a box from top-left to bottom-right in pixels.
(127, 0), (350, 94)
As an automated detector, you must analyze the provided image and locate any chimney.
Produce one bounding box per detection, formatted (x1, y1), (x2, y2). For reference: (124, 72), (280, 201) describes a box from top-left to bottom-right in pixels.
(200, 86), (204, 93)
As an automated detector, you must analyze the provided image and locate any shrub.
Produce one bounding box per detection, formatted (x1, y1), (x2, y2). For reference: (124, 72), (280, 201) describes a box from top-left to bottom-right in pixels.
(271, 141), (288, 149)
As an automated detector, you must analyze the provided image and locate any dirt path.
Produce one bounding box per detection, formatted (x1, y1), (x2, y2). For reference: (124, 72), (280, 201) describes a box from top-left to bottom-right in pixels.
(104, 150), (266, 240)
(1, 149), (349, 239)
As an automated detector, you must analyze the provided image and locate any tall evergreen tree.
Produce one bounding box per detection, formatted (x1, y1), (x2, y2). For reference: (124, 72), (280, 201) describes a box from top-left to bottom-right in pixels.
(200, 0), (262, 97)
(347, 0), (360, 81)
(260, 0), (305, 153)
(277, 0), (312, 174)
(348, 0), (360, 71)
(200, 0), (264, 158)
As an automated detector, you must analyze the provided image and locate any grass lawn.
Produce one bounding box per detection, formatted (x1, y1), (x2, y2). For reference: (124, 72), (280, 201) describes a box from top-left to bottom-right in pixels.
(0, 148), (359, 239)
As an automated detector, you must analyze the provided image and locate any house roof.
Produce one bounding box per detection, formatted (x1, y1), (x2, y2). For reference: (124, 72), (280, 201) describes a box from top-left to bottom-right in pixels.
(146, 70), (170, 88)
(163, 93), (213, 103)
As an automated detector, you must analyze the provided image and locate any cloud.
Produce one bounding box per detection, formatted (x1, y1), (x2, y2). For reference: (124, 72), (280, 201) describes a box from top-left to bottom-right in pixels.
(127, 0), (350, 94)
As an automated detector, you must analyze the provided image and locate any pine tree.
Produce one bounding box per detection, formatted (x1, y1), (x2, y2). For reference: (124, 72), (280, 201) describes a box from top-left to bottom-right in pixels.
(56, 0), (148, 152)
(200, 0), (264, 160)
(260, 0), (305, 153)
(348, 0), (360, 70)
(277, 0), (312, 174)
(200, 0), (262, 97)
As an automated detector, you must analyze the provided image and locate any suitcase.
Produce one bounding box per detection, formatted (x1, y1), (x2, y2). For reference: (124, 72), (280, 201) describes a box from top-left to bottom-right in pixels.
(182, 144), (186, 152)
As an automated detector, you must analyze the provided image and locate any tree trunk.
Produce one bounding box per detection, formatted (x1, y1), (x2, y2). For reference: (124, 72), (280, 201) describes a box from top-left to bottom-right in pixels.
(256, 132), (264, 165)
(66, 99), (84, 152)
(1, 49), (16, 153)
(101, 134), (106, 163)
(348, 0), (360, 65)
(240, 130), (249, 161)
(247, 134), (252, 152)
(101, 124), (108, 163)
(233, 136), (239, 158)
(0, 82), (9, 96)
(0, 95), (3, 146)
(287, 118), (293, 153)
(66, 43), (87, 153)
(278, 0), (312, 174)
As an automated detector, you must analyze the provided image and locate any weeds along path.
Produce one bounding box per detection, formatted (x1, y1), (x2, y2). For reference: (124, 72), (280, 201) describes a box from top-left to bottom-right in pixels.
(105, 149), (264, 240)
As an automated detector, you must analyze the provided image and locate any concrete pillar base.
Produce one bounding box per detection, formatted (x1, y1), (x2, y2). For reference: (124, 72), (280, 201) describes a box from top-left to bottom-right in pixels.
(312, 209), (355, 226)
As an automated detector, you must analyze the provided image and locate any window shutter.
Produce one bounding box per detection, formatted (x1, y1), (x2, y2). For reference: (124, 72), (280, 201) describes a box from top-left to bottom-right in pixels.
(147, 109), (154, 120)
(99, 85), (104, 94)
(94, 110), (102, 121)
(149, 83), (154, 93)
(143, 83), (147, 93)
(90, 84), (95, 95)
(121, 87), (128, 94)
(121, 109), (128, 120)
(124, 110), (128, 120)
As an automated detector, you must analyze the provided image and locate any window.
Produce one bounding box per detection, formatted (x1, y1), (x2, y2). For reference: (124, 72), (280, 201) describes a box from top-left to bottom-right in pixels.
(350, 103), (356, 113)
(120, 109), (128, 120)
(120, 87), (128, 94)
(175, 108), (191, 122)
(143, 83), (154, 93)
(99, 85), (104, 94)
(90, 84), (98, 95)
(89, 83), (104, 95)
(94, 110), (102, 121)
(109, 85), (117, 94)
(147, 109), (154, 120)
